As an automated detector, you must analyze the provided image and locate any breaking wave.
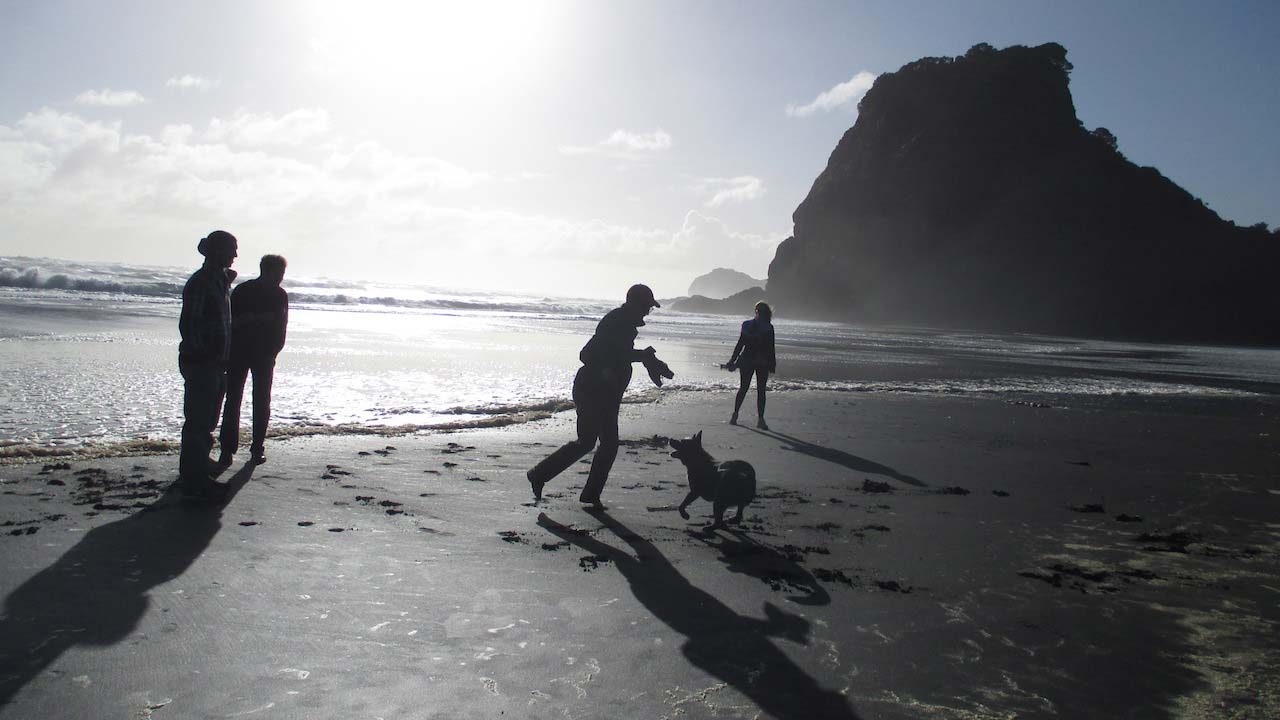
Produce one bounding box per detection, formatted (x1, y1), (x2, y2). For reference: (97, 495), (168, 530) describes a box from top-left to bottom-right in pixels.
(0, 259), (610, 317)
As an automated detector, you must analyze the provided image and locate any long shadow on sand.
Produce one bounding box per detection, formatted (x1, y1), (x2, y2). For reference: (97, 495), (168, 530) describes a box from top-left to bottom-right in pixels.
(538, 510), (859, 719)
(749, 427), (924, 487)
(0, 463), (256, 707)
(689, 530), (832, 607)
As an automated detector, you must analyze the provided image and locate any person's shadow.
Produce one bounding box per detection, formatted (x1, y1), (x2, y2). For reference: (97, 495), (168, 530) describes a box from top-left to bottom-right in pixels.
(538, 510), (860, 720)
(689, 529), (832, 607)
(0, 463), (256, 708)
(749, 428), (924, 487)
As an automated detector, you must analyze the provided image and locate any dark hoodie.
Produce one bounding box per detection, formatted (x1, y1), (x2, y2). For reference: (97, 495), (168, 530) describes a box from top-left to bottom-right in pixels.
(178, 264), (236, 364)
(578, 306), (645, 396)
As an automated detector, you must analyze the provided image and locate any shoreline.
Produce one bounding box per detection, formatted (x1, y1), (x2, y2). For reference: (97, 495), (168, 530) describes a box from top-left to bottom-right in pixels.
(2, 389), (1278, 717)
(3, 386), (1275, 465)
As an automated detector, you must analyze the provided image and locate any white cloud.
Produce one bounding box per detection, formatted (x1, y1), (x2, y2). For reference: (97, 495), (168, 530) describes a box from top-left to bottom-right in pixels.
(702, 175), (766, 207)
(0, 106), (787, 297)
(74, 88), (146, 107)
(666, 210), (778, 279)
(559, 128), (672, 159)
(166, 74), (214, 90)
(786, 71), (876, 117)
(206, 108), (334, 148)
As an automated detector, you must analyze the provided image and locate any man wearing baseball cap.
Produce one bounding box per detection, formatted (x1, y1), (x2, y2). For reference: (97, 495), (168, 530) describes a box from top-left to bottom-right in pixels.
(526, 283), (674, 507)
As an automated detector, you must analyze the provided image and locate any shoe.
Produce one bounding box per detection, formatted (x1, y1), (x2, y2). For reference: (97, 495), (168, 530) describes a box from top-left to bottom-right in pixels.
(757, 418), (769, 430)
(729, 414), (738, 426)
(251, 449), (267, 465)
(578, 493), (605, 509)
(214, 451), (233, 468)
(527, 469), (545, 502)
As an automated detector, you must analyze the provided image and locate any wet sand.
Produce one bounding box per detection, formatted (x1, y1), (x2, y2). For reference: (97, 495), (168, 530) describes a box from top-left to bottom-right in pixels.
(1, 390), (1278, 719)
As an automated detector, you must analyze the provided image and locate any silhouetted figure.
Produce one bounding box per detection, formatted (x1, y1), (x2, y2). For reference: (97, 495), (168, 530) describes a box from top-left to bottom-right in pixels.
(725, 301), (776, 429)
(526, 284), (674, 507)
(178, 230), (237, 499)
(669, 431), (757, 529)
(218, 254), (289, 466)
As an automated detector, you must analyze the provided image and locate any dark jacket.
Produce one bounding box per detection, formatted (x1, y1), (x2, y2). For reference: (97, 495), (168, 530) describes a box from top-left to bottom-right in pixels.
(728, 318), (776, 372)
(578, 307), (645, 397)
(229, 278), (289, 363)
(179, 265), (235, 364)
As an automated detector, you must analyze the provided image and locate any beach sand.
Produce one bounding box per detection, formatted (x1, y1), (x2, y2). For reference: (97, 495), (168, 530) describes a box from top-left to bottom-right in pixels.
(1, 390), (1277, 719)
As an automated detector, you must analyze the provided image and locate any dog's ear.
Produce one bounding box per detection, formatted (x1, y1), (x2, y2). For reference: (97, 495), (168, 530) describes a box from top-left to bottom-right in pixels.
(694, 430), (703, 446)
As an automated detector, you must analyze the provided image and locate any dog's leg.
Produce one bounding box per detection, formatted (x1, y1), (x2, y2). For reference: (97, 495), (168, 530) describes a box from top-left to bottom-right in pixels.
(730, 504), (746, 524)
(710, 501), (728, 528)
(678, 490), (698, 520)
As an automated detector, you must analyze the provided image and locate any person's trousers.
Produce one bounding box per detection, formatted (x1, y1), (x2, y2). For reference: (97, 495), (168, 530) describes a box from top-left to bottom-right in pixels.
(219, 358), (275, 456)
(528, 368), (621, 501)
(179, 358), (226, 488)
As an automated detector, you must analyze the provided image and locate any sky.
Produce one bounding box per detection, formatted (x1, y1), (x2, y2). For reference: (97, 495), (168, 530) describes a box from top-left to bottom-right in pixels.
(0, 0), (1276, 300)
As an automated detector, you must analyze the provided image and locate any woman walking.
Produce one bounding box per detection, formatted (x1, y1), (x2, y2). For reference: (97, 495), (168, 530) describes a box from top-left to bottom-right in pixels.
(725, 301), (776, 429)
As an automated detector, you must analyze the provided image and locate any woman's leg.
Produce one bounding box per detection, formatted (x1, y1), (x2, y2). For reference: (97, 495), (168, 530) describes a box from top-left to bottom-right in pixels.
(732, 366), (753, 422)
(756, 369), (769, 427)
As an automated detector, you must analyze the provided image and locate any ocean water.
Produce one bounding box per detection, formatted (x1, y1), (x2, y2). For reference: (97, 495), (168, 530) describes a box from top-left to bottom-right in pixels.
(3, 255), (1279, 459)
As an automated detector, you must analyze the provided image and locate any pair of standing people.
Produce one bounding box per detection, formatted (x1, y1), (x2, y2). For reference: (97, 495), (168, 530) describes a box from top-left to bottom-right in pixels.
(177, 230), (289, 499)
(527, 291), (776, 507)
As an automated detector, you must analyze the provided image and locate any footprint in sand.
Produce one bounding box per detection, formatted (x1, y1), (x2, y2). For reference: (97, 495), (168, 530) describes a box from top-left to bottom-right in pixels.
(297, 521), (314, 527)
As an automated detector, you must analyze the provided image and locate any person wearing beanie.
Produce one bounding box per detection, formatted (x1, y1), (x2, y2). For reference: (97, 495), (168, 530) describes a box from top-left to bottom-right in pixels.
(178, 230), (238, 500)
(526, 283), (674, 507)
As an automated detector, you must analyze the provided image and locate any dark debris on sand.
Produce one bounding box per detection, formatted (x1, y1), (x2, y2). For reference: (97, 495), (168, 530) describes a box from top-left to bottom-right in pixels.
(860, 479), (893, 494)
(813, 568), (855, 586)
(874, 579), (914, 594)
(578, 554), (612, 571)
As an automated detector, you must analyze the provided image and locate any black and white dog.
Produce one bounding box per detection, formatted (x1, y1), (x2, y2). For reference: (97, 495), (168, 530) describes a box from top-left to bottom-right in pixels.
(669, 431), (757, 528)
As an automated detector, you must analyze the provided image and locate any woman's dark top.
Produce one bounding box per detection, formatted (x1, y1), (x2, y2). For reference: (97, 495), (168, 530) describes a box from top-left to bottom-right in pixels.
(728, 318), (776, 372)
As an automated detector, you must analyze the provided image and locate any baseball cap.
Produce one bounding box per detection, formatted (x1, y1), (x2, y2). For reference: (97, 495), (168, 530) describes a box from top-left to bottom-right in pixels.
(626, 283), (660, 308)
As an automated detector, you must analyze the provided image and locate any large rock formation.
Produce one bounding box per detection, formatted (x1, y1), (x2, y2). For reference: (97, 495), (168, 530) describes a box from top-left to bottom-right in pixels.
(688, 268), (767, 299)
(767, 42), (1280, 344)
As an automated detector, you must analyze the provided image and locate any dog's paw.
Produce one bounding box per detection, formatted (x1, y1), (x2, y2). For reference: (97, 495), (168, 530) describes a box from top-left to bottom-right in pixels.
(678, 507), (690, 520)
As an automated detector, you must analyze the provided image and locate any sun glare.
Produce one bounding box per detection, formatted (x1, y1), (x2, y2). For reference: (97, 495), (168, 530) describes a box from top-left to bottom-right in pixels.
(308, 0), (562, 93)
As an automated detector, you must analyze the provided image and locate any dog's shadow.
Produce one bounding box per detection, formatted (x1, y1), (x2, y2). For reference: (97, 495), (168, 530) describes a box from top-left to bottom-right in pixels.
(688, 529), (832, 606)
(538, 510), (859, 719)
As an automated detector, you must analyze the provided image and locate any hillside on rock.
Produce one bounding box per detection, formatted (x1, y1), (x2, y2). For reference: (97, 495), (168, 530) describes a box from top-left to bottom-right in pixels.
(767, 42), (1280, 344)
